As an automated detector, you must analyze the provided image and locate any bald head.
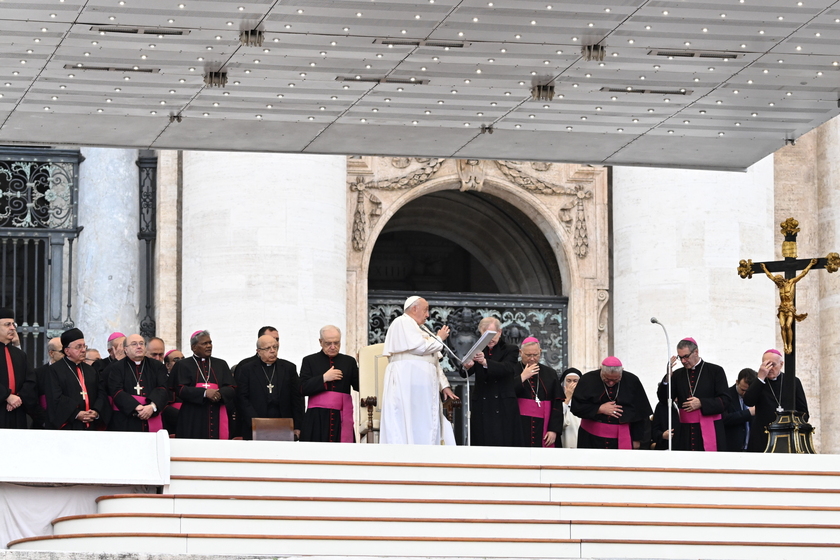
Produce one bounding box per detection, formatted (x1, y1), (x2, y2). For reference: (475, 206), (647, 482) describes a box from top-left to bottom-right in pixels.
(47, 336), (63, 363)
(256, 334), (279, 365)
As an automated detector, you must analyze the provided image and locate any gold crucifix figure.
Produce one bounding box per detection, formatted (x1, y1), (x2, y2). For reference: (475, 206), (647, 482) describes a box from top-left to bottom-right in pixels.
(760, 258), (817, 354)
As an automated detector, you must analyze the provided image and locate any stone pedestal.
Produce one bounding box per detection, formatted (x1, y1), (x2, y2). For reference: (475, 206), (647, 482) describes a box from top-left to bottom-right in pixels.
(75, 148), (141, 353)
(612, 157), (777, 401)
(181, 152), (347, 367)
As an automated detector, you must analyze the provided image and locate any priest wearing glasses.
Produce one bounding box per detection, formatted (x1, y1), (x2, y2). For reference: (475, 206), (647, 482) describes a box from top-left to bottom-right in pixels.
(105, 333), (169, 432)
(46, 328), (109, 430)
(236, 333), (303, 440)
(171, 330), (235, 439)
(657, 338), (729, 451)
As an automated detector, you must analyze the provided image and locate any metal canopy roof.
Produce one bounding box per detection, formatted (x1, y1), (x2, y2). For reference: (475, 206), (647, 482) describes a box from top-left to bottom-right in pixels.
(1, 0), (840, 170)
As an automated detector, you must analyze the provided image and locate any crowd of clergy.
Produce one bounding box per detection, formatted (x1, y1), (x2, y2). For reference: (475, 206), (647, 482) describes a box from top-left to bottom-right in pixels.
(0, 297), (806, 451)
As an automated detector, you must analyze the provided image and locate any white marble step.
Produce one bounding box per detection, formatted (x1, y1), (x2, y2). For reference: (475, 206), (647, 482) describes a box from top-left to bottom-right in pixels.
(51, 514), (569, 539)
(164, 475), (839, 508)
(97, 495), (563, 520)
(96, 494), (840, 527)
(12, 532), (840, 559)
(48, 513), (840, 545)
(165, 477), (553, 502)
(9, 534), (583, 558)
(169, 457), (840, 491)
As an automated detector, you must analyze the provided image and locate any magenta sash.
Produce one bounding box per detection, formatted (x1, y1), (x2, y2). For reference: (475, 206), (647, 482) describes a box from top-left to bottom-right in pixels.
(201, 383), (229, 440)
(110, 394), (164, 432)
(308, 391), (354, 443)
(580, 418), (632, 449)
(517, 398), (554, 448)
(679, 409), (722, 452)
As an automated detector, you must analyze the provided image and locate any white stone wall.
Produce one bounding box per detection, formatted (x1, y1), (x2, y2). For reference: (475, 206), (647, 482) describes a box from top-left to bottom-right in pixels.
(74, 148), (141, 354)
(612, 157), (777, 402)
(181, 152), (347, 369)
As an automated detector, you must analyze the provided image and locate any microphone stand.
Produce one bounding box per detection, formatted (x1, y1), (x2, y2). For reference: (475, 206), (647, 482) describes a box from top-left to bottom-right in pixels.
(421, 324), (470, 446)
(651, 318), (673, 451)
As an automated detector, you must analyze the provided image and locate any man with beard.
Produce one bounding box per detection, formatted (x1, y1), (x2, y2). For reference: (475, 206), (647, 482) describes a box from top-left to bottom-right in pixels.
(171, 330), (235, 439)
(514, 337), (563, 447)
(300, 325), (359, 442)
(0, 308), (36, 429)
(237, 333), (303, 440)
(106, 333), (169, 432)
(461, 317), (522, 447)
(46, 328), (108, 430)
(571, 357), (652, 449)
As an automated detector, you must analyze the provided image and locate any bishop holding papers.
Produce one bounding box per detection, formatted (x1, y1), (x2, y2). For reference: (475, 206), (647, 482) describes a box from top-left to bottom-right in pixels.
(380, 296), (459, 445)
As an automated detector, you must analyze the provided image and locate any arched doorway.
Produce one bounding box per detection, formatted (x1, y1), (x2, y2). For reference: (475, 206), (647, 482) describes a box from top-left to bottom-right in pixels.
(366, 190), (569, 443)
(345, 158), (610, 421)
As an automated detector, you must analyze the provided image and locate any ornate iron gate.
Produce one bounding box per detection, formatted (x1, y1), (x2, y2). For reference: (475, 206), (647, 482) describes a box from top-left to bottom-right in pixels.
(368, 290), (569, 443)
(0, 148), (82, 366)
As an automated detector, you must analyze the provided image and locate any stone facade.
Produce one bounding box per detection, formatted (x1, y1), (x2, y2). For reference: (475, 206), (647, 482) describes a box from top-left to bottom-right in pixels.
(345, 157), (610, 371)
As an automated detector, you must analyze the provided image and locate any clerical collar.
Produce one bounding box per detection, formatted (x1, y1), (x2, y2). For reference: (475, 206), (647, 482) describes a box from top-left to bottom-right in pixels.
(133, 360), (143, 365)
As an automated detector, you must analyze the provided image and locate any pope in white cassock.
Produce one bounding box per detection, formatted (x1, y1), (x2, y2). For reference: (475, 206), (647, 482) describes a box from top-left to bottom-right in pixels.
(380, 296), (460, 445)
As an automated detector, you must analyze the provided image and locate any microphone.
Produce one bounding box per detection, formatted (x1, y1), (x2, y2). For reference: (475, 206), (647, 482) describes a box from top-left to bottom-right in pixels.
(650, 316), (673, 451)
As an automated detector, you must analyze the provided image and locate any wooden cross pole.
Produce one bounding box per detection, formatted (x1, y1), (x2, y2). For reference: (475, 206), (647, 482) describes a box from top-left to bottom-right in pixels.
(738, 217), (840, 410)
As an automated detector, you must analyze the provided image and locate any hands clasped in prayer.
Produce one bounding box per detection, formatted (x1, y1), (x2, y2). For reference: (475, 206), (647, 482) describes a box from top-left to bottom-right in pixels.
(205, 387), (222, 403)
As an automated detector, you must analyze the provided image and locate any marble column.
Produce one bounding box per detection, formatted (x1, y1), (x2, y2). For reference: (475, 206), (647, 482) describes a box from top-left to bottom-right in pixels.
(75, 148), (141, 354)
(612, 157), (777, 403)
(155, 150), (181, 351)
(816, 117), (840, 453)
(773, 129), (821, 449)
(181, 152), (347, 368)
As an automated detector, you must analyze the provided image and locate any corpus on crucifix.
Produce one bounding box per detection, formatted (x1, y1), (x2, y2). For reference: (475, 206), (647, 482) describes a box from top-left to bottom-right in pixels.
(737, 217), (840, 453)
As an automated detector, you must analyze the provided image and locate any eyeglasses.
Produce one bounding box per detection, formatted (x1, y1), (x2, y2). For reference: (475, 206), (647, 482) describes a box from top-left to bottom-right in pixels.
(0, 321), (17, 329)
(677, 349), (696, 362)
(258, 345), (279, 351)
(321, 341), (340, 347)
(68, 344), (87, 351)
(127, 341), (146, 348)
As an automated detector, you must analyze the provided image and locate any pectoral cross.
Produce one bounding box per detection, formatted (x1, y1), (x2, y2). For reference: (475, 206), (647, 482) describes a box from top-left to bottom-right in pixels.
(738, 217), (840, 410)
(80, 390), (87, 399)
(267, 382), (274, 394)
(201, 383), (210, 388)
(134, 383), (143, 395)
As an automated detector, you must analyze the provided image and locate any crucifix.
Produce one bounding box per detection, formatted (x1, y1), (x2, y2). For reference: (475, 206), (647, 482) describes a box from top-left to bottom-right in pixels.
(738, 217), (840, 452)
(134, 382), (143, 395)
(267, 382), (274, 394)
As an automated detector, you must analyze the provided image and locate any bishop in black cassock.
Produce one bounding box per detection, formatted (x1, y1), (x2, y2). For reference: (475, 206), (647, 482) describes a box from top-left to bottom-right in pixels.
(106, 333), (170, 432)
(0, 308), (36, 429)
(46, 328), (108, 430)
(657, 338), (729, 452)
(172, 330), (236, 439)
(571, 356), (652, 449)
(300, 326), (358, 442)
(237, 333), (303, 440)
(743, 349), (808, 452)
(514, 337), (563, 447)
(460, 319), (523, 447)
